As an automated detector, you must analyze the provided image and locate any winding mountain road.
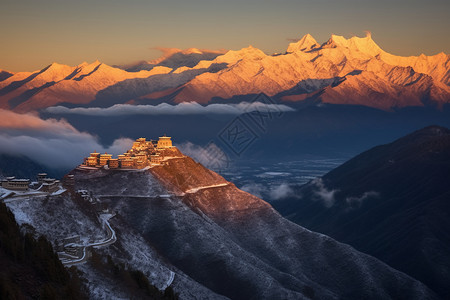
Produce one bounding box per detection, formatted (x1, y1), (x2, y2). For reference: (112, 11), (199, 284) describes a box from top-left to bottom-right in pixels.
(62, 214), (116, 266)
(162, 271), (175, 290)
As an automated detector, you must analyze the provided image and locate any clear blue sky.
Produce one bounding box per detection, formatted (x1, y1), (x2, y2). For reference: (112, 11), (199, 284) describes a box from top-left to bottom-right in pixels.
(1, 0), (449, 72)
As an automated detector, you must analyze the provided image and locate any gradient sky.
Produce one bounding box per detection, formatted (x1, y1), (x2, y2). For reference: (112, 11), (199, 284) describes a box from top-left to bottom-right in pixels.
(1, 0), (449, 72)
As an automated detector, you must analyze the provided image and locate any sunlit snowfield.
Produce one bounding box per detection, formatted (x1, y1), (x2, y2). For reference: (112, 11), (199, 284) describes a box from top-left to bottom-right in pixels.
(220, 158), (347, 202)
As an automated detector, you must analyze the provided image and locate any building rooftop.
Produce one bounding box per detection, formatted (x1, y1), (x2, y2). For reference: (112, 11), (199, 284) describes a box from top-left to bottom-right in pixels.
(81, 135), (176, 170)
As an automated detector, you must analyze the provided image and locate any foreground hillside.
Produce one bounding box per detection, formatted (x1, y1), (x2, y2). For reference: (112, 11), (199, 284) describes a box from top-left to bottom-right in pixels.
(274, 126), (450, 298)
(0, 201), (86, 299)
(74, 161), (436, 299)
(2, 143), (440, 299)
(0, 33), (448, 112)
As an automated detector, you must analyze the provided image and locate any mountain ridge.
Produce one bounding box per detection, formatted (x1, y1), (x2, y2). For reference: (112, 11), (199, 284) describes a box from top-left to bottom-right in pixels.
(1, 135), (442, 299)
(0, 33), (448, 112)
(65, 146), (439, 299)
(273, 125), (450, 298)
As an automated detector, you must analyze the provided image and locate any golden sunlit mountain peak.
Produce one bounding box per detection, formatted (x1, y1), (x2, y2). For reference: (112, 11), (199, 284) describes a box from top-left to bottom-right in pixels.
(0, 32), (448, 112)
(323, 32), (383, 56)
(287, 34), (319, 53)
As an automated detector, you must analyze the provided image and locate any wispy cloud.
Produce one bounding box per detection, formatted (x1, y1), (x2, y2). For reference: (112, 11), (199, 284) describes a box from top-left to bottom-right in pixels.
(0, 109), (132, 169)
(241, 182), (297, 201)
(269, 183), (294, 200)
(311, 178), (339, 208)
(310, 177), (379, 209)
(176, 141), (229, 171)
(45, 102), (295, 116)
(240, 182), (266, 199)
(346, 191), (379, 207)
(0, 109), (75, 133)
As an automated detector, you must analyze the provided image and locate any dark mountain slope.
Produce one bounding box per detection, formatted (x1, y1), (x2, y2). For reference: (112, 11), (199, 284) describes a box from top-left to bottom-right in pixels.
(0, 153), (65, 179)
(68, 154), (439, 299)
(0, 70), (13, 82)
(0, 201), (86, 299)
(0, 154), (47, 179)
(274, 125), (450, 298)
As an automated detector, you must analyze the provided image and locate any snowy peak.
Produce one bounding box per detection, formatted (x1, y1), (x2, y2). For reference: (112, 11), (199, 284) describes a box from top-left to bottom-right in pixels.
(81, 59), (101, 67)
(75, 60), (101, 72)
(180, 48), (203, 55)
(216, 45), (266, 64)
(149, 47), (226, 68)
(18, 62), (77, 84)
(44, 62), (75, 74)
(234, 45), (267, 58)
(148, 47), (223, 63)
(0, 32), (449, 112)
(323, 32), (383, 56)
(287, 34), (319, 53)
(348, 32), (384, 56)
(117, 47), (227, 72)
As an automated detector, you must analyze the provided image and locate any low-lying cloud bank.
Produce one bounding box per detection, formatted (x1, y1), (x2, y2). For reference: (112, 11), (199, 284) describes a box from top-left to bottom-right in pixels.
(311, 178), (339, 208)
(240, 183), (266, 199)
(0, 109), (133, 170)
(178, 141), (297, 201)
(45, 102), (295, 116)
(310, 177), (379, 208)
(346, 191), (379, 206)
(176, 141), (229, 171)
(241, 182), (296, 201)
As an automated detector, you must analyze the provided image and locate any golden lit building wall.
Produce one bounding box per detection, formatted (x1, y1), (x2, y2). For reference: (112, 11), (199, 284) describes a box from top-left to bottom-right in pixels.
(99, 153), (112, 166)
(120, 159), (134, 168)
(135, 160), (146, 169)
(87, 157), (98, 167)
(90, 152), (100, 158)
(150, 154), (162, 165)
(157, 136), (172, 149)
(108, 159), (119, 169)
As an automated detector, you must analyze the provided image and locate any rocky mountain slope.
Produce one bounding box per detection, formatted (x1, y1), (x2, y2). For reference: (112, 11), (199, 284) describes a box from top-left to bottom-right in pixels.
(4, 168), (221, 299)
(273, 125), (450, 298)
(117, 48), (227, 72)
(0, 201), (86, 299)
(0, 198), (178, 300)
(2, 144), (441, 299)
(0, 153), (49, 179)
(0, 70), (13, 82)
(1, 33), (448, 112)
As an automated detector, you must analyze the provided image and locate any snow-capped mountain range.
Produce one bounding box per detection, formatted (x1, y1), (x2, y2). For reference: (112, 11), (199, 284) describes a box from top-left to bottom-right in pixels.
(1, 33), (449, 112)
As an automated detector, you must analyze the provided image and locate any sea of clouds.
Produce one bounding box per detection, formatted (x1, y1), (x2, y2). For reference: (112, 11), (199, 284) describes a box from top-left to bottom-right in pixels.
(0, 109), (133, 169)
(45, 102), (295, 116)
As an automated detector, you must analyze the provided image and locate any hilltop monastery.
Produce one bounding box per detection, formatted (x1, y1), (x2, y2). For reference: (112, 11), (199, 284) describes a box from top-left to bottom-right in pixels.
(81, 135), (180, 169)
